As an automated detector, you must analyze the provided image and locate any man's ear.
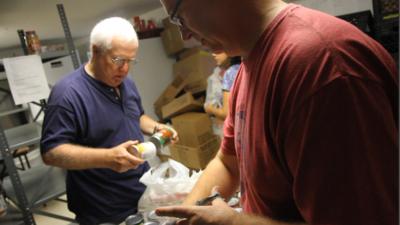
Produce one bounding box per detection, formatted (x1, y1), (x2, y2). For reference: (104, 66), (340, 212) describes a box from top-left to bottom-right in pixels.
(91, 45), (102, 57)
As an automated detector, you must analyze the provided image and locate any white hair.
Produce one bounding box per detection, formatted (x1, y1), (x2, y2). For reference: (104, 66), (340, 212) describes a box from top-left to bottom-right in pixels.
(90, 17), (138, 52)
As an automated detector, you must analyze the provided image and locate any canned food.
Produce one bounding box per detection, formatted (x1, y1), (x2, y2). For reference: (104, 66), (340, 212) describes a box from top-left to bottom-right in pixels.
(132, 142), (157, 160)
(149, 127), (174, 150)
(125, 213), (144, 225)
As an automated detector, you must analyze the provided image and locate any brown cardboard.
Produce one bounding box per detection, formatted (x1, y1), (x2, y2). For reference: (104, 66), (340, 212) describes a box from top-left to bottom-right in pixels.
(173, 50), (216, 79)
(154, 73), (187, 109)
(170, 135), (220, 169)
(178, 47), (204, 60)
(161, 92), (204, 119)
(184, 75), (207, 94)
(171, 112), (214, 147)
(162, 17), (174, 28)
(161, 25), (185, 55)
(154, 106), (163, 120)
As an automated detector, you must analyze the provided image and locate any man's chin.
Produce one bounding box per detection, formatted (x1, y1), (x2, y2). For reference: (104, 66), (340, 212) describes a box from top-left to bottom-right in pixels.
(110, 79), (123, 87)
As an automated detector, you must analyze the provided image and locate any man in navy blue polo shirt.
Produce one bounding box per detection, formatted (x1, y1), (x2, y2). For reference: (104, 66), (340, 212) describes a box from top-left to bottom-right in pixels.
(40, 17), (177, 225)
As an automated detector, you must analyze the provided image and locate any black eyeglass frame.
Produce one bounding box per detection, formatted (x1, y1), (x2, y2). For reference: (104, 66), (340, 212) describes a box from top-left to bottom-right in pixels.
(169, 0), (184, 26)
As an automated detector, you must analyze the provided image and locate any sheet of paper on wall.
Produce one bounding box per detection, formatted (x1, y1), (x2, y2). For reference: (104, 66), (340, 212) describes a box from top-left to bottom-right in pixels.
(3, 55), (50, 105)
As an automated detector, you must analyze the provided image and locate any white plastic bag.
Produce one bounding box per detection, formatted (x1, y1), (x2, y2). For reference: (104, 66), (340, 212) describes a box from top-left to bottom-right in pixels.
(138, 159), (202, 212)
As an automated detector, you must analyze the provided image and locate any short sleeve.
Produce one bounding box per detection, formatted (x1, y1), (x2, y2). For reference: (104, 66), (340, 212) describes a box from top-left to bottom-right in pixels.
(40, 105), (79, 154)
(222, 65), (240, 91)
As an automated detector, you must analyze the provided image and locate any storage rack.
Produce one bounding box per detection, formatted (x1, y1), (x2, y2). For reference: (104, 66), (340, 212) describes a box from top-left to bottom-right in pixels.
(0, 4), (79, 225)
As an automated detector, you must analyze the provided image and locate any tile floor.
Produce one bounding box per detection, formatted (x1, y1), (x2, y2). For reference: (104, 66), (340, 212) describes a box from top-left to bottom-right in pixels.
(0, 195), (76, 225)
(33, 195), (76, 225)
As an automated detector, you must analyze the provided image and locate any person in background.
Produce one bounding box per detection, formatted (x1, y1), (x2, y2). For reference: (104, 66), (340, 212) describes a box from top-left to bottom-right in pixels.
(204, 52), (231, 136)
(157, 0), (398, 225)
(204, 56), (241, 121)
(222, 57), (241, 92)
(40, 17), (177, 225)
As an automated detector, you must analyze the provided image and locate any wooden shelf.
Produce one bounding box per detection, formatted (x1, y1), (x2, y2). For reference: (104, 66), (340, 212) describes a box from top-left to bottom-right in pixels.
(137, 28), (164, 40)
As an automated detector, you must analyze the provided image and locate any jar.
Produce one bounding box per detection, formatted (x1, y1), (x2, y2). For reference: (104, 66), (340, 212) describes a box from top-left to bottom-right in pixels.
(25, 31), (41, 54)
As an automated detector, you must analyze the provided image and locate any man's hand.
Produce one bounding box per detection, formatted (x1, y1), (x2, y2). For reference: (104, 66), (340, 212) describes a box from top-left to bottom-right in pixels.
(155, 198), (238, 225)
(108, 140), (145, 172)
(155, 123), (179, 144)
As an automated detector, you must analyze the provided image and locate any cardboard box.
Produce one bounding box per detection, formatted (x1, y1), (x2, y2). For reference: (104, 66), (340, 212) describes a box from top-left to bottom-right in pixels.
(161, 25), (185, 55)
(178, 47), (204, 60)
(153, 73), (207, 119)
(154, 106), (163, 120)
(184, 76), (207, 94)
(161, 17), (203, 55)
(171, 112), (214, 147)
(162, 17), (174, 28)
(170, 135), (220, 169)
(161, 92), (204, 119)
(154, 73), (187, 109)
(173, 50), (216, 79)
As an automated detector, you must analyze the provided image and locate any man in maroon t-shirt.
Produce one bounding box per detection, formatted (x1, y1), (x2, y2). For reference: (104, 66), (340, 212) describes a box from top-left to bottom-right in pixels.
(156, 0), (398, 225)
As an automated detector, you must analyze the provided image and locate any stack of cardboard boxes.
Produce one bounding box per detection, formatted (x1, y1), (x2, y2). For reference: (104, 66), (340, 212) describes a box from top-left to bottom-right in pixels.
(156, 18), (220, 170)
(153, 48), (216, 120)
(170, 113), (220, 169)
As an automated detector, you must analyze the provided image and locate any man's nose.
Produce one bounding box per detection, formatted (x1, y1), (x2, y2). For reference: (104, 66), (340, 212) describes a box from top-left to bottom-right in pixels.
(119, 61), (130, 73)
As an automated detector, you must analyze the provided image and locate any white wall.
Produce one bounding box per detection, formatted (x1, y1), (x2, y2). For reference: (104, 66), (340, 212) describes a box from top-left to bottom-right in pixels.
(129, 37), (175, 120)
(139, 7), (168, 28)
(288, 0), (373, 16)
(129, 7), (174, 120)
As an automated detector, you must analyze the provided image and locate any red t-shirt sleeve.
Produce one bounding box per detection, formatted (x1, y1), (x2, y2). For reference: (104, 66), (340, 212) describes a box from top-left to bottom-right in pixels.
(284, 76), (398, 225)
(221, 105), (236, 155)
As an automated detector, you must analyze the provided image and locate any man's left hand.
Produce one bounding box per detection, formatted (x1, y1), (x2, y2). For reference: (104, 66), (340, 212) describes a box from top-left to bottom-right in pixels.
(155, 123), (179, 144)
(155, 198), (238, 225)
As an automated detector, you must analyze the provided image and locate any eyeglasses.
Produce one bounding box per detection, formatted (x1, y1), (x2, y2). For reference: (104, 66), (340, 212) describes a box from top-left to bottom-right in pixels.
(169, 0), (184, 26)
(110, 56), (138, 67)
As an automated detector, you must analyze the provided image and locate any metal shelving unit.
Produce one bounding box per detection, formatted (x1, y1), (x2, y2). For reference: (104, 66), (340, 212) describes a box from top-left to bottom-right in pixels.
(0, 4), (79, 225)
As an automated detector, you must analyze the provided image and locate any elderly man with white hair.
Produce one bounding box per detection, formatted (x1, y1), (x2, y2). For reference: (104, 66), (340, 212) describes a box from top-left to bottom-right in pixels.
(40, 17), (177, 225)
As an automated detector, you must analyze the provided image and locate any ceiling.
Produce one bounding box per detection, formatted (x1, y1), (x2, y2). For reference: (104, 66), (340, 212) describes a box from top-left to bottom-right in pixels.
(0, 0), (162, 49)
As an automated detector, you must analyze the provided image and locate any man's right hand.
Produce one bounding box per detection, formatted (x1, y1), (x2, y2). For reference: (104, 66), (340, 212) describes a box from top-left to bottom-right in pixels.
(108, 140), (145, 173)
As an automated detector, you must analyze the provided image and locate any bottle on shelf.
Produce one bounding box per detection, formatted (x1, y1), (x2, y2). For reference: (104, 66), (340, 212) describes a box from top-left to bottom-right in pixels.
(25, 30), (41, 55)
